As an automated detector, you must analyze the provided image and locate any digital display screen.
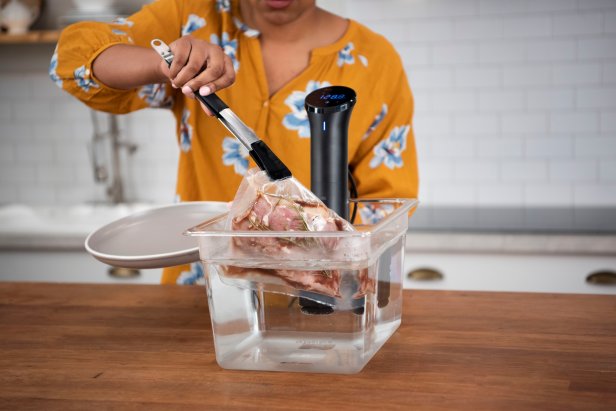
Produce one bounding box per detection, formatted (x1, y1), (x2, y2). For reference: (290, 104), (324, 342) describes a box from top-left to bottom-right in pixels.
(320, 94), (346, 100)
(305, 86), (356, 111)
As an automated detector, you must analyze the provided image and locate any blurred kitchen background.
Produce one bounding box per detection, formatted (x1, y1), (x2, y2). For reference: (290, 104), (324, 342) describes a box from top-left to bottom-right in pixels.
(1, 0), (615, 292)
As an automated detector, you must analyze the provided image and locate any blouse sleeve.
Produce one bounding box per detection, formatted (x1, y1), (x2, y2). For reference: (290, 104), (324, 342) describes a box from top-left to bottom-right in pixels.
(50, 0), (188, 114)
(350, 56), (419, 200)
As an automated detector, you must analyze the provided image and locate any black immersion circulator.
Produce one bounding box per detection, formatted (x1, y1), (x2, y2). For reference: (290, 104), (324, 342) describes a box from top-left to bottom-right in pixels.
(305, 86), (356, 219)
(299, 86), (357, 314)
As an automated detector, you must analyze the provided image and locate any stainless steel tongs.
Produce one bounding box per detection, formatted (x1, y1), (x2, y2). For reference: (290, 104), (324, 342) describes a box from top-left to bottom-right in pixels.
(151, 38), (292, 181)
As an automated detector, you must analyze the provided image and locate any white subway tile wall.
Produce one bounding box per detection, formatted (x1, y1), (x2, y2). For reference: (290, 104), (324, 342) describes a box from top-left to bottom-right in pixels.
(0, 44), (178, 205)
(0, 0), (615, 212)
(342, 0), (616, 208)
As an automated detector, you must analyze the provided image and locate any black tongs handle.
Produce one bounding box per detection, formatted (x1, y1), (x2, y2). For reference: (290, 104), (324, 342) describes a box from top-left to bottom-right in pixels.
(150, 38), (291, 181)
(197, 93), (228, 119)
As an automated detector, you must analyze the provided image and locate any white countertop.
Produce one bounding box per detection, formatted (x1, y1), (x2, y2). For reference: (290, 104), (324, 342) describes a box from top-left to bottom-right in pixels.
(1, 203), (615, 255)
(406, 231), (616, 256)
(0, 203), (157, 250)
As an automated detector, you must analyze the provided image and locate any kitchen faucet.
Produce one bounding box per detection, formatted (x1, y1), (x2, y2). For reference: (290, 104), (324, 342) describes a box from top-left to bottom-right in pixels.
(90, 110), (137, 204)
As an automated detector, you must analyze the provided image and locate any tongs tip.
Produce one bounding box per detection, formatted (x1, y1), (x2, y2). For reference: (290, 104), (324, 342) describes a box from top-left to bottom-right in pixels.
(149, 37), (293, 181)
(249, 141), (292, 181)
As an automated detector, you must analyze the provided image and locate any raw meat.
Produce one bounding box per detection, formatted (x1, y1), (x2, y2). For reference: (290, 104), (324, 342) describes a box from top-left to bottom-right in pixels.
(224, 169), (353, 297)
(222, 265), (342, 298)
(231, 191), (347, 254)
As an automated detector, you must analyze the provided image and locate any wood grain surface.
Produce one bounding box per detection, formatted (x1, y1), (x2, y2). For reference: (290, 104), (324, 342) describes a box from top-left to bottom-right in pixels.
(0, 283), (615, 410)
(0, 30), (60, 44)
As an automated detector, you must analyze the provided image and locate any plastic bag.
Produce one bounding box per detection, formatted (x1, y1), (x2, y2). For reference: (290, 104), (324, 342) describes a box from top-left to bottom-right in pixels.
(222, 168), (357, 298)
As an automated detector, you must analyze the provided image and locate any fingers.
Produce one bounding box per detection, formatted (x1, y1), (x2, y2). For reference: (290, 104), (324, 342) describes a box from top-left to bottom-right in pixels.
(174, 43), (207, 90)
(168, 36), (191, 81)
(192, 54), (236, 97)
(164, 36), (236, 98)
(184, 46), (226, 92)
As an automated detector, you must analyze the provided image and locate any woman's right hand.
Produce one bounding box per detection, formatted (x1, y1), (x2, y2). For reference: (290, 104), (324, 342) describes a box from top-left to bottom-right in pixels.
(160, 35), (236, 101)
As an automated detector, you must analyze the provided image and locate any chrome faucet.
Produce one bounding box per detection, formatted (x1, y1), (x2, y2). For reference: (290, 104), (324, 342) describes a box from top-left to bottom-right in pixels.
(89, 110), (137, 204)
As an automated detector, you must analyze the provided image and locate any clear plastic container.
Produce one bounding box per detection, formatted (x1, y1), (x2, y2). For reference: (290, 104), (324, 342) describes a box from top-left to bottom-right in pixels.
(186, 198), (417, 374)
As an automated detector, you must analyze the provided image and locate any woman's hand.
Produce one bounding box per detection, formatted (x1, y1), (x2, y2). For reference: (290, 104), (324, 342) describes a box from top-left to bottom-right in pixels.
(161, 35), (236, 106)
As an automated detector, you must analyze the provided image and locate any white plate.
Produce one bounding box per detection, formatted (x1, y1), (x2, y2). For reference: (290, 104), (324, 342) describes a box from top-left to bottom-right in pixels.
(85, 202), (228, 269)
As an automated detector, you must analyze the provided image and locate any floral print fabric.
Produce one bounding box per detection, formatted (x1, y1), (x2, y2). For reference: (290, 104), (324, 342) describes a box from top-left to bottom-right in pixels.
(359, 203), (395, 225)
(182, 14), (206, 36)
(216, 0), (231, 13)
(49, 48), (62, 88)
(338, 42), (355, 66)
(73, 65), (98, 93)
(283, 80), (331, 138)
(180, 108), (193, 152)
(222, 136), (249, 175)
(138, 84), (173, 108)
(177, 262), (205, 285)
(51, 0), (417, 285)
(210, 32), (239, 71)
(370, 125), (410, 170)
(363, 104), (388, 140)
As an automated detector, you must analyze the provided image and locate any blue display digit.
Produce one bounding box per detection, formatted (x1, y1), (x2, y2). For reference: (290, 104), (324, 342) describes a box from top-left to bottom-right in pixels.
(320, 94), (345, 100)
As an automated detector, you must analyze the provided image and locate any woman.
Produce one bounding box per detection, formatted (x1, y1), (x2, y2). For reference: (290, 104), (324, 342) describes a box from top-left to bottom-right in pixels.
(51, 0), (418, 284)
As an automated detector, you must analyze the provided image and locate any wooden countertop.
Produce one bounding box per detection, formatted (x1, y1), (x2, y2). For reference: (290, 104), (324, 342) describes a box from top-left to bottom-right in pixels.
(1, 283), (615, 410)
(0, 30), (60, 44)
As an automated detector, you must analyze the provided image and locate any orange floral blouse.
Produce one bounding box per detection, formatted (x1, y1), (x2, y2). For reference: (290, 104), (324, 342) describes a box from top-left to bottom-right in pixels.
(51, 0), (418, 284)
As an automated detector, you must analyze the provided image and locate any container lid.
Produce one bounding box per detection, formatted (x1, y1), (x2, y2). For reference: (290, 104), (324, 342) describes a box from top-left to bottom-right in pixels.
(85, 201), (227, 269)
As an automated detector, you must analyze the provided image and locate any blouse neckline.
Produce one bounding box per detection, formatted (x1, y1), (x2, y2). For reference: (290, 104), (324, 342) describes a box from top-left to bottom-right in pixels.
(231, 1), (356, 57)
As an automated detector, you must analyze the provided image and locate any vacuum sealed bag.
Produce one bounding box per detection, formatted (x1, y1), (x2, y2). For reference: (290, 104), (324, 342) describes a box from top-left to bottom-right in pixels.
(225, 169), (353, 235)
(218, 169), (373, 300)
